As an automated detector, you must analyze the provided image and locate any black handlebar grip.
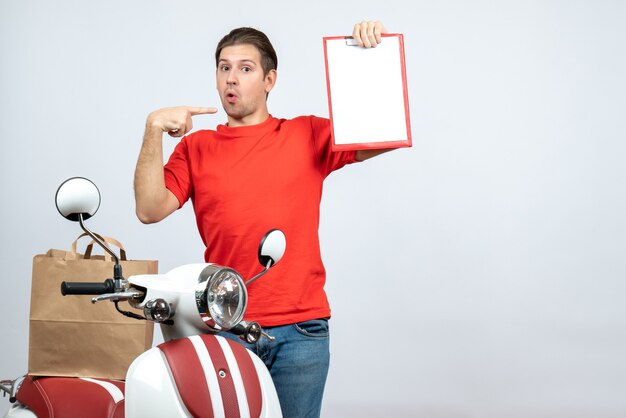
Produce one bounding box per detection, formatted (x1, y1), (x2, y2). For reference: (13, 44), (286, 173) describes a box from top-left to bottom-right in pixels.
(229, 323), (246, 335)
(61, 279), (115, 295)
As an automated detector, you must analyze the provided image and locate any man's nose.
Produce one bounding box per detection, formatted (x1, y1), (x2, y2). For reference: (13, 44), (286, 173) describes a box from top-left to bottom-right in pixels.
(226, 71), (238, 85)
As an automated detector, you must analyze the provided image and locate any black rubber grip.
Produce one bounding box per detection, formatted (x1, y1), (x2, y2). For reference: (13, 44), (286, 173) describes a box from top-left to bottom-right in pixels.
(228, 323), (246, 335)
(61, 279), (115, 296)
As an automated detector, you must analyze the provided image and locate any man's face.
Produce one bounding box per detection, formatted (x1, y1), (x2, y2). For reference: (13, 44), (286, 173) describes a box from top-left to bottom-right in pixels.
(216, 44), (276, 125)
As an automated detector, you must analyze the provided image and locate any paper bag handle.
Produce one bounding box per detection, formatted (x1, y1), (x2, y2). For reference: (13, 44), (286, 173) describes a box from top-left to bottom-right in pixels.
(71, 233), (128, 261)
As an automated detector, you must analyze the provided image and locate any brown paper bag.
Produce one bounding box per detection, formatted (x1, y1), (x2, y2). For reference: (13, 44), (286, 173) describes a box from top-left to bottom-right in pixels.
(28, 234), (157, 380)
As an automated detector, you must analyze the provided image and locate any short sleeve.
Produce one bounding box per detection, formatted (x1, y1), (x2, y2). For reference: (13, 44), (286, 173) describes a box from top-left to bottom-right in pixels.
(163, 137), (192, 208)
(310, 116), (358, 177)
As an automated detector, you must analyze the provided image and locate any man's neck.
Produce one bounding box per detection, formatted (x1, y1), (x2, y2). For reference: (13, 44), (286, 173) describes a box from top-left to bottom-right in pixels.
(227, 110), (270, 127)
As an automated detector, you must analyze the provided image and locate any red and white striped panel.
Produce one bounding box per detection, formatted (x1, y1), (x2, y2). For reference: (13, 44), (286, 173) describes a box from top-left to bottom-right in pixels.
(158, 334), (263, 418)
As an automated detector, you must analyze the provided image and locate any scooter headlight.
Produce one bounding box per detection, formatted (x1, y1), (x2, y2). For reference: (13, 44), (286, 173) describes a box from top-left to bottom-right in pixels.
(196, 265), (247, 331)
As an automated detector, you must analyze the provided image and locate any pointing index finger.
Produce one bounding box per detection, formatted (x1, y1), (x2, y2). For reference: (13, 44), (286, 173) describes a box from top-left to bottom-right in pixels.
(187, 106), (218, 116)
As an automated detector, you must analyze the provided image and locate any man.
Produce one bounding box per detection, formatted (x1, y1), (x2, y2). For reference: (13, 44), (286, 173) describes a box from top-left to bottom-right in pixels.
(135, 20), (395, 418)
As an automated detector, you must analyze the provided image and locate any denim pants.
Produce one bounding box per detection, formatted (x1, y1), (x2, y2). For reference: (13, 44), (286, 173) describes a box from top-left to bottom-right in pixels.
(222, 318), (330, 418)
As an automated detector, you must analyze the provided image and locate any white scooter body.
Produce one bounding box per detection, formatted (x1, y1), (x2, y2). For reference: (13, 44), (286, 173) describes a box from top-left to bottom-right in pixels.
(125, 336), (279, 417)
(129, 263), (219, 341)
(124, 265), (281, 417)
(3, 264), (282, 418)
(3, 405), (33, 418)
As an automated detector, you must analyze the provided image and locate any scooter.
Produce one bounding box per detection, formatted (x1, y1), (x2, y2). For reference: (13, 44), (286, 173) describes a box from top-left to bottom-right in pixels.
(1, 177), (284, 418)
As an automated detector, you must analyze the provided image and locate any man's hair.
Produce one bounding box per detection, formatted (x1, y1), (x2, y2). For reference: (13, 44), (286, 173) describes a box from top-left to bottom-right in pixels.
(215, 27), (278, 75)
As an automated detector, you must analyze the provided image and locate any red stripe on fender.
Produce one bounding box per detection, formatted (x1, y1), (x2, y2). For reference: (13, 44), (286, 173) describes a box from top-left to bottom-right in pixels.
(159, 338), (214, 418)
(200, 335), (241, 418)
(223, 339), (263, 418)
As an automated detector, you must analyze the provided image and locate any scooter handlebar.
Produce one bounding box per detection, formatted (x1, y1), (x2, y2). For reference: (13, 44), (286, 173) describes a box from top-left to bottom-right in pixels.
(61, 279), (115, 295)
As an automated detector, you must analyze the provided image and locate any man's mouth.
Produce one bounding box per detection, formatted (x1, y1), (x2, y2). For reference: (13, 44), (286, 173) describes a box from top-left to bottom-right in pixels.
(225, 91), (238, 104)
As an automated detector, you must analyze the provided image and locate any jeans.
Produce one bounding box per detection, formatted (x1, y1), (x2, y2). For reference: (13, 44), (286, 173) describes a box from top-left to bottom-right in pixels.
(221, 319), (330, 418)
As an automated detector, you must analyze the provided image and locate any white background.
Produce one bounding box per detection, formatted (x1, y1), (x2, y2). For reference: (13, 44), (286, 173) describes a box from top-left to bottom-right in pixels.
(1, 1), (625, 417)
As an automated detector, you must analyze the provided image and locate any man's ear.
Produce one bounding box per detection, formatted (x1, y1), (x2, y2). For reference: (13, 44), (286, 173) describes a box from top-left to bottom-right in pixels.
(264, 69), (277, 93)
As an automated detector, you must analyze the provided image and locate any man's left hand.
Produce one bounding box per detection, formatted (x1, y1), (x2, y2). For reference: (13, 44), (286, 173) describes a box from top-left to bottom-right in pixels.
(352, 21), (387, 48)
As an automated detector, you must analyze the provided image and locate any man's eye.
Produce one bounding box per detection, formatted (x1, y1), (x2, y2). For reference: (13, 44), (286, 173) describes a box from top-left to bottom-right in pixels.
(242, 66), (252, 72)
(221, 65), (230, 71)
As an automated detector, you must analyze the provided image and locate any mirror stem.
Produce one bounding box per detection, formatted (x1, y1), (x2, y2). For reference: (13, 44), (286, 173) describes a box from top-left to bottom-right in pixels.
(78, 213), (123, 282)
(245, 260), (273, 286)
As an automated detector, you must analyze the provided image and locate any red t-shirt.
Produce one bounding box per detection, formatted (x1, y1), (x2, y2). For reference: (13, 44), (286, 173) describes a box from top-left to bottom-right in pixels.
(164, 115), (357, 326)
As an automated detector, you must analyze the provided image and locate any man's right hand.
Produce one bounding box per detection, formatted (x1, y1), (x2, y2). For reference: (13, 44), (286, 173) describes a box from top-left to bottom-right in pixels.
(147, 106), (218, 138)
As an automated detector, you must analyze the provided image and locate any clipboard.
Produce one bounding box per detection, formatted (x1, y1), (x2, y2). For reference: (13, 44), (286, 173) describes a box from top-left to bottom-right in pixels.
(323, 33), (412, 151)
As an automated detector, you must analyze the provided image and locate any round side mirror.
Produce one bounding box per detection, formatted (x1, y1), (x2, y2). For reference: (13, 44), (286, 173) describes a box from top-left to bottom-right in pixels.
(258, 229), (286, 267)
(55, 177), (101, 221)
